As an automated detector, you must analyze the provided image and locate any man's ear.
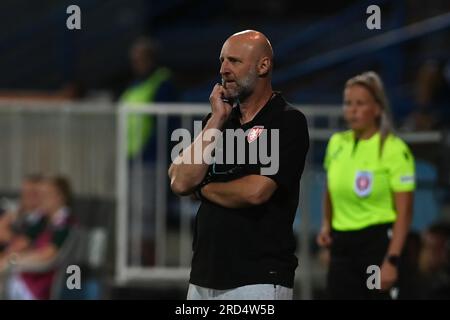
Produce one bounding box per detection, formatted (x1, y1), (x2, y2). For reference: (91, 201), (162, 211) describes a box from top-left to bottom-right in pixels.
(258, 57), (271, 76)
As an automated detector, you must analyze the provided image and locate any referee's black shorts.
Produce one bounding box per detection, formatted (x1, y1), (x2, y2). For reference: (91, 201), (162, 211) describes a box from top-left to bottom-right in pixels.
(327, 223), (393, 300)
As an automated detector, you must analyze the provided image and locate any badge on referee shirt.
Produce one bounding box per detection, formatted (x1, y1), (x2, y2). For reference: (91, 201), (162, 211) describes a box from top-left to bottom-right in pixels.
(354, 171), (373, 197)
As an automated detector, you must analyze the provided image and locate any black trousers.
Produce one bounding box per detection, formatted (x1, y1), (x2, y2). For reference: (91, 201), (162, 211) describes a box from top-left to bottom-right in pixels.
(327, 223), (393, 300)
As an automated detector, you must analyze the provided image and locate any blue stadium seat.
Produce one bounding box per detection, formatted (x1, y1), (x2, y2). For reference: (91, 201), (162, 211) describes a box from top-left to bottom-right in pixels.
(411, 160), (441, 231)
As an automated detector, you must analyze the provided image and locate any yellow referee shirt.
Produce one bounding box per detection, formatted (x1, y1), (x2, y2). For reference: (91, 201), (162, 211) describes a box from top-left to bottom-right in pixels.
(324, 130), (415, 231)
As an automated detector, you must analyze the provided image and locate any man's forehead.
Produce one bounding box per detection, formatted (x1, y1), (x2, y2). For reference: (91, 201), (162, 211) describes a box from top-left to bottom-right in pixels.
(220, 39), (254, 57)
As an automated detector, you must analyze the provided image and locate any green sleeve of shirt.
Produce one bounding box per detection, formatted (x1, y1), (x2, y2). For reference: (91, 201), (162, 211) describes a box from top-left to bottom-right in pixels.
(384, 136), (416, 192)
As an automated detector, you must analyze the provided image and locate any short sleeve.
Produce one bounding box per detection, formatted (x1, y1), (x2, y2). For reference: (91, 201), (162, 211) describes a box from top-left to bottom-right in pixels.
(384, 137), (416, 192)
(265, 110), (309, 190)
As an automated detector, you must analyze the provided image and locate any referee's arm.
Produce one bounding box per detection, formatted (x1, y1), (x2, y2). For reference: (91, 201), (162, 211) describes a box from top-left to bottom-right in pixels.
(386, 192), (414, 256)
(200, 175), (277, 208)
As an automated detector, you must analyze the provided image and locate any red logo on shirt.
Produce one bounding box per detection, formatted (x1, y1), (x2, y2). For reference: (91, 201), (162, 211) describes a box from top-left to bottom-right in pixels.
(247, 126), (264, 143)
(354, 171), (373, 197)
(357, 175), (370, 190)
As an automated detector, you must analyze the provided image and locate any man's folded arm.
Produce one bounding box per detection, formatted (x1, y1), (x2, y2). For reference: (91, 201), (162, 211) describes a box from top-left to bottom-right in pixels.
(200, 175), (277, 209)
(168, 114), (223, 196)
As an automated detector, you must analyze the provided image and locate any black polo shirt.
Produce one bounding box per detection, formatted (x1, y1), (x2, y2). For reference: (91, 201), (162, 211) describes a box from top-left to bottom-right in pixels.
(190, 92), (309, 290)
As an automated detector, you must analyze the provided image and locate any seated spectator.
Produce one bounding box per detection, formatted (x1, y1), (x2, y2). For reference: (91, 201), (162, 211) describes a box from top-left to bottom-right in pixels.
(402, 59), (450, 130)
(418, 221), (450, 299)
(0, 176), (76, 300)
(0, 174), (44, 255)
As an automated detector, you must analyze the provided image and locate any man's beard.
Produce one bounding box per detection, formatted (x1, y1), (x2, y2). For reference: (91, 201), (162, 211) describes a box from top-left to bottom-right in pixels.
(225, 68), (258, 102)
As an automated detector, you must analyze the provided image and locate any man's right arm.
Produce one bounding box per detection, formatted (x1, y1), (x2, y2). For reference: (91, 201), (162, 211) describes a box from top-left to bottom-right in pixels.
(168, 115), (225, 195)
(168, 84), (231, 196)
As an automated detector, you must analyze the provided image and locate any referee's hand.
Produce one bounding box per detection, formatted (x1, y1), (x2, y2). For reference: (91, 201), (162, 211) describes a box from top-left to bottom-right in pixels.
(316, 225), (332, 247)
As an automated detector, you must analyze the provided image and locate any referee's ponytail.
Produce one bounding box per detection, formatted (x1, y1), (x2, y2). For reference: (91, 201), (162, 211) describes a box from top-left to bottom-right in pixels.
(345, 71), (393, 157)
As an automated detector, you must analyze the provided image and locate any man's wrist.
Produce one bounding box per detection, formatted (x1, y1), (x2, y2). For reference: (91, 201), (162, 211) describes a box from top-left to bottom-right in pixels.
(208, 114), (227, 129)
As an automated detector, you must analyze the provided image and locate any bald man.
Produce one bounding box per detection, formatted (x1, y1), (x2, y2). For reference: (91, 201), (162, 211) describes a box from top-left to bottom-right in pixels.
(169, 30), (309, 300)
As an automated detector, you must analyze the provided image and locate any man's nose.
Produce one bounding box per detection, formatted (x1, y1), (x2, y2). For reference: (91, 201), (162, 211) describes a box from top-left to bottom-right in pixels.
(220, 61), (229, 76)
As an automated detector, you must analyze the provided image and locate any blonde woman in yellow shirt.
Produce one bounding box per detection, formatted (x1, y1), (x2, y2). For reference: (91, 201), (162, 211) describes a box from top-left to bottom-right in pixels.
(317, 71), (415, 299)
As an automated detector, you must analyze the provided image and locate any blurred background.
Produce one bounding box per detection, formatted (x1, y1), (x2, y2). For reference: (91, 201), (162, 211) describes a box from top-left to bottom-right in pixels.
(0, 0), (449, 299)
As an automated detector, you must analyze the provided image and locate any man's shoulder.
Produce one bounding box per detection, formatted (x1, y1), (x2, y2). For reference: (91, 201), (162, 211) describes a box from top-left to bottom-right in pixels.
(279, 104), (307, 127)
(276, 103), (309, 145)
(272, 93), (306, 120)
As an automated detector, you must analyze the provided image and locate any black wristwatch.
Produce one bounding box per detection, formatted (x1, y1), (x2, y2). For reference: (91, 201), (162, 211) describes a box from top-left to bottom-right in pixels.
(386, 255), (400, 267)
